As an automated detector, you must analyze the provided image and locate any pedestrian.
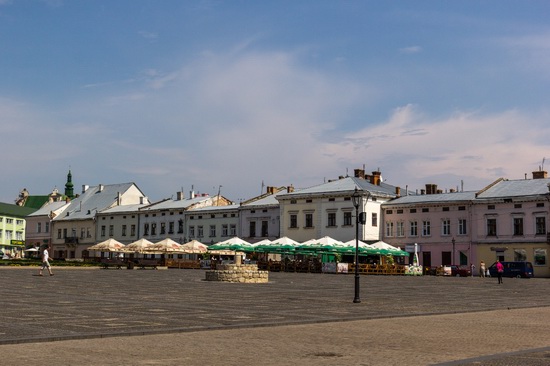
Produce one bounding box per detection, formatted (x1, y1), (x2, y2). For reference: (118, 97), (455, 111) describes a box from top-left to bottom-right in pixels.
(496, 259), (504, 284)
(480, 260), (486, 278)
(39, 245), (54, 276)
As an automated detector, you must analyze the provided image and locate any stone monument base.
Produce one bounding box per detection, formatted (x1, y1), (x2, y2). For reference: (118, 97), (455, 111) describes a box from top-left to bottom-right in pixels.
(205, 264), (269, 283)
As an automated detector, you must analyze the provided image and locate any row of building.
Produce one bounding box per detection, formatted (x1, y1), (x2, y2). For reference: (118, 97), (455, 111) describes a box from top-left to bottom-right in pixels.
(2, 168), (550, 276)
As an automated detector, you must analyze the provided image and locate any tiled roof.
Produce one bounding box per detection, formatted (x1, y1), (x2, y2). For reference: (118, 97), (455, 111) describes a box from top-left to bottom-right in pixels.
(0, 202), (37, 217)
(383, 191), (477, 206)
(189, 204), (240, 212)
(53, 183), (136, 221)
(241, 188), (289, 207)
(277, 176), (398, 199)
(27, 201), (69, 217)
(99, 203), (149, 214)
(140, 195), (212, 211)
(22, 196), (50, 209)
(476, 178), (550, 199)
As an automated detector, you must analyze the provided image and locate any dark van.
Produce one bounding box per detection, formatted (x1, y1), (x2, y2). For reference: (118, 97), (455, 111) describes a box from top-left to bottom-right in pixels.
(488, 261), (534, 278)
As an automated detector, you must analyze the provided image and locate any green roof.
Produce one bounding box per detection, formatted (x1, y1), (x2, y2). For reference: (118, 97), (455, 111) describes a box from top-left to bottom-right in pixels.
(0, 202), (37, 217)
(22, 196), (50, 209)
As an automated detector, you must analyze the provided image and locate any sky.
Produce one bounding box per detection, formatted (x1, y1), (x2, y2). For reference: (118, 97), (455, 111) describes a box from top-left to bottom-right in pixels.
(2, 1), (550, 204)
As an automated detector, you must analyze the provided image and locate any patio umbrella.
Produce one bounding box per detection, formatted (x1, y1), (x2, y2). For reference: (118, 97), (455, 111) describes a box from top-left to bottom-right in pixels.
(24, 247), (39, 252)
(87, 238), (126, 252)
(124, 238), (155, 253)
(147, 238), (184, 253)
(208, 237), (255, 252)
(180, 240), (208, 254)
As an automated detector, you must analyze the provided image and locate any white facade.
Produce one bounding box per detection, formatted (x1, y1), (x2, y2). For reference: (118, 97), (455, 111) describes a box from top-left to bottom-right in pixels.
(277, 171), (399, 243)
(238, 186), (286, 243)
(186, 204), (240, 245)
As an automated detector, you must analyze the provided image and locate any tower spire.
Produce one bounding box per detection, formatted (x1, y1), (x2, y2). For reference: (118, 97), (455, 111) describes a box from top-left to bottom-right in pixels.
(64, 169), (74, 198)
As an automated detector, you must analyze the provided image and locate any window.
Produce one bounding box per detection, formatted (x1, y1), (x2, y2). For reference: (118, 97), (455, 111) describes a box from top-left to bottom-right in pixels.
(385, 221), (394, 237)
(168, 221), (174, 234)
(386, 210), (393, 214)
(458, 206), (466, 211)
(37, 222), (42, 233)
(534, 248), (547, 265)
(151, 223), (157, 236)
(261, 221), (268, 237)
(305, 213), (313, 228)
(189, 226), (195, 238)
(210, 225), (216, 237)
(422, 221), (431, 236)
(0, 230), (2, 238)
(514, 249), (527, 262)
(63, 228), (67, 238)
(343, 212), (352, 226)
(197, 225), (204, 238)
(109, 225), (114, 237)
(458, 219), (467, 235)
(80, 228), (85, 239)
(327, 212), (336, 227)
(160, 222), (166, 235)
(144, 223), (149, 236)
(422, 208), (429, 213)
(514, 203), (522, 209)
(5, 230), (12, 240)
(16, 219), (23, 225)
(442, 207), (449, 212)
(486, 218), (497, 236)
(290, 214), (298, 228)
(536, 217), (546, 235)
(101, 226), (106, 237)
(410, 221), (418, 236)
(122, 225), (127, 237)
(410, 209), (416, 213)
(16, 231), (23, 240)
(178, 220), (184, 234)
(397, 209), (403, 214)
(6, 218), (13, 224)
(230, 224), (236, 236)
(537, 202), (545, 208)
(45, 222), (49, 233)
(513, 217), (523, 236)
(131, 225), (136, 236)
(58, 229), (62, 239)
(372, 213), (378, 227)
(442, 219), (450, 236)
(397, 221), (404, 237)
(488, 205), (495, 210)
(222, 224), (228, 237)
(250, 221), (256, 237)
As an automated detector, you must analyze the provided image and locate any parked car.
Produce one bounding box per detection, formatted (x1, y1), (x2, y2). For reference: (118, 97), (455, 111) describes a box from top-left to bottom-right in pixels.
(448, 265), (471, 277)
(488, 261), (534, 278)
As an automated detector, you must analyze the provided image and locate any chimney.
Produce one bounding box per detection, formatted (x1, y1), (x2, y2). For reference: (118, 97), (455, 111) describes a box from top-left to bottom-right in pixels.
(98, 184), (104, 192)
(533, 170), (548, 179)
(117, 192), (122, 205)
(177, 191), (184, 200)
(426, 184), (438, 195)
(266, 186), (274, 194)
(370, 171), (381, 186)
(140, 196), (147, 204)
(395, 186), (401, 197)
(189, 187), (195, 199)
(421, 189), (426, 195)
(65, 197), (71, 203)
(354, 169), (365, 179)
(82, 185), (89, 193)
(287, 185), (294, 193)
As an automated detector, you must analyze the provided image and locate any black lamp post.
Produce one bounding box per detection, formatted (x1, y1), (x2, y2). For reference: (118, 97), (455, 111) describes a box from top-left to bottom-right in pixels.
(352, 187), (361, 303)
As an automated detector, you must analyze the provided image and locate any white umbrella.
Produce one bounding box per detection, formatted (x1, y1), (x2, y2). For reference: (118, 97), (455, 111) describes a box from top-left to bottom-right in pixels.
(147, 238), (184, 253)
(371, 241), (400, 251)
(180, 240), (208, 254)
(87, 238), (126, 252)
(124, 238), (155, 253)
(24, 247), (39, 252)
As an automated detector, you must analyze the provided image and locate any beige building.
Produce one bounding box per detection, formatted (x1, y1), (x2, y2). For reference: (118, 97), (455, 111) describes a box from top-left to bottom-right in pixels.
(51, 183), (148, 259)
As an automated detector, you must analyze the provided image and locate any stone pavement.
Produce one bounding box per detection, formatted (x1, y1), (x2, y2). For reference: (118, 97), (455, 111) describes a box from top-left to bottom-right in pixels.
(1, 267), (549, 365)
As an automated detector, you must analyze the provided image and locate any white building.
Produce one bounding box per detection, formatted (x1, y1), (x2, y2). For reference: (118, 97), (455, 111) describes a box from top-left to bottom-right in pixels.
(276, 169), (400, 243)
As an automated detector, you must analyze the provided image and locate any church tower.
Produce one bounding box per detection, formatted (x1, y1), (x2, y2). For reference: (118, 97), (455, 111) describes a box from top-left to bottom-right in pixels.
(64, 170), (74, 199)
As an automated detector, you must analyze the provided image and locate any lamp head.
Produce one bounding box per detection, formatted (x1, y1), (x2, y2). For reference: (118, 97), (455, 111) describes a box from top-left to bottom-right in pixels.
(352, 187), (360, 208)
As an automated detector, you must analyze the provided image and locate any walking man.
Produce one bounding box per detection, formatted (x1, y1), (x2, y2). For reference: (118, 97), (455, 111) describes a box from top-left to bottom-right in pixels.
(39, 244), (54, 276)
(479, 260), (486, 278)
(496, 259), (504, 284)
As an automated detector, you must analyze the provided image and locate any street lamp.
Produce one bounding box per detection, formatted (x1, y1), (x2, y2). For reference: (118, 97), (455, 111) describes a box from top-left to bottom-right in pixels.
(352, 187), (361, 303)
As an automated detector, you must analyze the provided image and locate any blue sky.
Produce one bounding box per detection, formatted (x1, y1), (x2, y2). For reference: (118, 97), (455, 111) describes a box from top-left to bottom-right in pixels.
(2, 1), (550, 203)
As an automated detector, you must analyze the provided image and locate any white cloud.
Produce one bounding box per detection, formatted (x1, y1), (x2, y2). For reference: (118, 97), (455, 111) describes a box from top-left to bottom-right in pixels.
(399, 46), (422, 54)
(328, 104), (550, 191)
